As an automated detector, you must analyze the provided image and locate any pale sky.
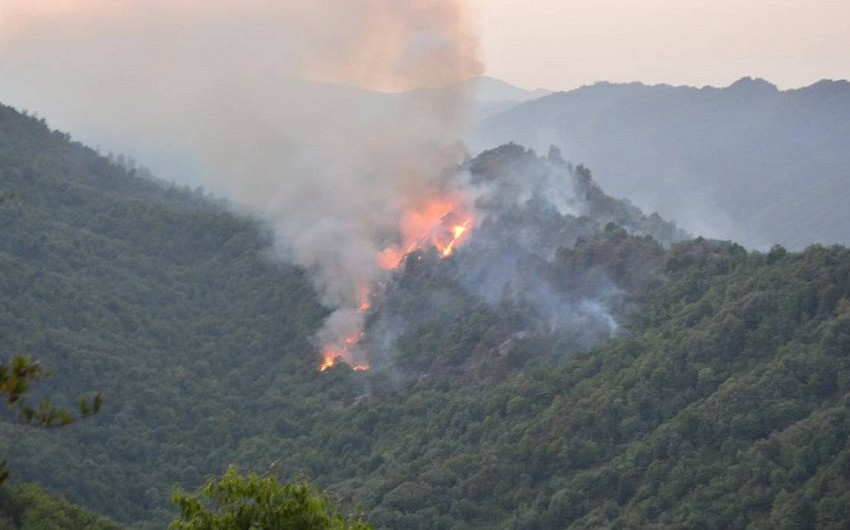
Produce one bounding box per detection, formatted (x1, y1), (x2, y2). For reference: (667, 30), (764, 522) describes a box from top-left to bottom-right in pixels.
(475, 0), (850, 91)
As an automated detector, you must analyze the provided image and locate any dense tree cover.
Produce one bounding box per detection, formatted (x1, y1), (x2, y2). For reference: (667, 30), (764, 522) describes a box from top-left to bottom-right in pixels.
(0, 483), (121, 530)
(2, 102), (850, 529)
(308, 239), (850, 529)
(1, 355), (101, 487)
(0, 102), (332, 526)
(170, 467), (372, 530)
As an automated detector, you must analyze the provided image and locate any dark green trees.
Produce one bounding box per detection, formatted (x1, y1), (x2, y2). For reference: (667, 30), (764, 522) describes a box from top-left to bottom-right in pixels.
(170, 467), (372, 530)
(1, 355), (101, 486)
(0, 483), (122, 530)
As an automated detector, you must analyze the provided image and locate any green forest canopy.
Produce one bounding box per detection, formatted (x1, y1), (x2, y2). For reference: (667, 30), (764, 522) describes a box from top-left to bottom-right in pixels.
(1, 102), (850, 529)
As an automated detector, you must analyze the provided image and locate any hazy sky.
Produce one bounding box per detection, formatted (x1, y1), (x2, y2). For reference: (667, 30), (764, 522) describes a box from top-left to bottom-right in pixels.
(475, 0), (850, 90)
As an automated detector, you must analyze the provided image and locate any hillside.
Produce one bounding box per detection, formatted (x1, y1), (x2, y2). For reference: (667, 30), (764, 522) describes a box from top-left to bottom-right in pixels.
(457, 77), (552, 104)
(0, 102), (332, 526)
(455, 77), (553, 121)
(0, 483), (122, 530)
(2, 103), (850, 529)
(330, 239), (850, 529)
(471, 78), (850, 250)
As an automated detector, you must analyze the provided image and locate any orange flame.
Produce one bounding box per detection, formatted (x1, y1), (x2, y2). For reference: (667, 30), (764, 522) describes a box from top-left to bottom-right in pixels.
(320, 332), (366, 372)
(320, 343), (369, 372)
(377, 195), (474, 269)
(321, 192), (475, 372)
(320, 344), (366, 373)
(319, 290), (371, 372)
(436, 218), (471, 258)
(319, 355), (337, 372)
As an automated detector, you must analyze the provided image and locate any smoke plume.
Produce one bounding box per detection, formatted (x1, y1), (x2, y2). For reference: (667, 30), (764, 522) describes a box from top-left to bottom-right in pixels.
(0, 1), (483, 365)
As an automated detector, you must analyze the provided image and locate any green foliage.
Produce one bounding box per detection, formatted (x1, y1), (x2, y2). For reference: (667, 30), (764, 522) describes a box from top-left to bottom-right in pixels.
(0, 355), (101, 486)
(0, 356), (46, 406)
(4, 101), (850, 529)
(170, 467), (371, 530)
(0, 483), (122, 530)
(1, 355), (101, 428)
(0, 101), (329, 525)
(310, 239), (850, 529)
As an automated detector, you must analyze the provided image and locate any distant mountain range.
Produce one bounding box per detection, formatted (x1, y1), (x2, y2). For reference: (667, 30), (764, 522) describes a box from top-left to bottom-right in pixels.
(4, 72), (847, 250)
(470, 77), (850, 250)
(460, 76), (553, 103)
(457, 76), (553, 121)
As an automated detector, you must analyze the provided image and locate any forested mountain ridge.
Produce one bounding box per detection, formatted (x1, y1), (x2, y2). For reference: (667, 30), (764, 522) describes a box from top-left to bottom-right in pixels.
(0, 101), (334, 526)
(1, 101), (850, 530)
(333, 240), (850, 529)
(363, 143), (684, 378)
(471, 77), (850, 250)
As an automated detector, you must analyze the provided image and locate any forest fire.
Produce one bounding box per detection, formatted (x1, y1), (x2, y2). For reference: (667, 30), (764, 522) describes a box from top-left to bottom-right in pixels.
(320, 193), (475, 372)
(377, 196), (475, 270)
(319, 290), (371, 372)
(438, 218), (470, 257)
(319, 332), (369, 372)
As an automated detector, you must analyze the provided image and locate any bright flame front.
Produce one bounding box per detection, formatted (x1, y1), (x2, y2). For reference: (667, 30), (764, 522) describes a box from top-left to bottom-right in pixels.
(320, 192), (475, 371)
(378, 195), (474, 270)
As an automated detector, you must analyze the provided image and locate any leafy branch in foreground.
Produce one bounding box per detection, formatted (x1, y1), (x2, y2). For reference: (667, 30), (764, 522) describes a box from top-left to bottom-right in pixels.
(1, 355), (103, 486)
(170, 466), (372, 530)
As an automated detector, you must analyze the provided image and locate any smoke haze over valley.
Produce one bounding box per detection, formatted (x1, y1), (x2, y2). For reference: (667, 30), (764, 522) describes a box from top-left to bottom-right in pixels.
(0, 0), (488, 363)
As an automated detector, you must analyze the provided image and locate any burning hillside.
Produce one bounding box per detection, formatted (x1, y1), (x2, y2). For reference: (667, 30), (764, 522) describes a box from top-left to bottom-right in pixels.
(319, 144), (684, 375)
(0, 0), (485, 379)
(378, 195), (475, 269)
(320, 191), (477, 371)
(1, 1), (684, 379)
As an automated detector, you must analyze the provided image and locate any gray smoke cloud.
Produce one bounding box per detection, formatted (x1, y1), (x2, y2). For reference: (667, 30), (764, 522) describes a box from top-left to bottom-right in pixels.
(0, 1), (483, 365)
(360, 146), (673, 379)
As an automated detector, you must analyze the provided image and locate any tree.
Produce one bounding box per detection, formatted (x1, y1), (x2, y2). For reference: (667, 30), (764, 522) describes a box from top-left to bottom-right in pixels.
(1, 355), (102, 486)
(170, 466), (372, 530)
(0, 483), (122, 530)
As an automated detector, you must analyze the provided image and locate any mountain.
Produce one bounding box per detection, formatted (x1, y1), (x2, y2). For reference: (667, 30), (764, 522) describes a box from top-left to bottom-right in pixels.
(3, 102), (850, 530)
(459, 76), (553, 103)
(365, 144), (684, 377)
(0, 102), (329, 527)
(0, 75), (547, 189)
(471, 77), (850, 250)
(452, 76), (553, 121)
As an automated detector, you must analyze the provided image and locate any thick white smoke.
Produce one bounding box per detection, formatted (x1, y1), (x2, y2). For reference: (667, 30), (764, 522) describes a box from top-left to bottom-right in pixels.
(0, 0), (483, 364)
